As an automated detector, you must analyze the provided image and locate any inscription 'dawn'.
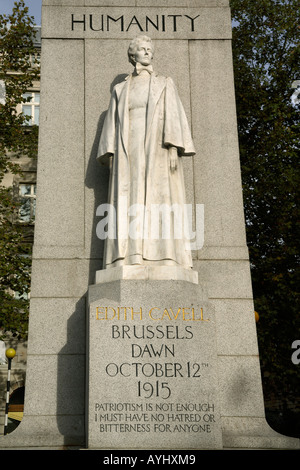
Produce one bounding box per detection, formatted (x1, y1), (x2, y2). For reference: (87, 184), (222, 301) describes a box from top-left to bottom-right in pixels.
(71, 13), (201, 33)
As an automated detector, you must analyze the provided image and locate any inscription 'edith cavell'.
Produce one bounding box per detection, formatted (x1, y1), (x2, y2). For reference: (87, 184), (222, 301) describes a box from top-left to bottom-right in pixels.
(71, 13), (201, 33)
(96, 306), (209, 322)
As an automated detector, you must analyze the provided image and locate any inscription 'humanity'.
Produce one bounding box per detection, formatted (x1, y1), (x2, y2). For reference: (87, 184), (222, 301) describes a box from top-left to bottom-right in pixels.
(71, 13), (201, 33)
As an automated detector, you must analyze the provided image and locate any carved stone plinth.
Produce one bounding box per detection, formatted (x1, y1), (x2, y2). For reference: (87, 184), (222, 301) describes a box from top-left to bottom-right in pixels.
(86, 279), (222, 449)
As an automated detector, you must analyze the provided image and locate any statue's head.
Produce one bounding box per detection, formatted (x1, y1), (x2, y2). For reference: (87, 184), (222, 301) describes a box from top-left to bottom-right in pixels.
(127, 35), (154, 66)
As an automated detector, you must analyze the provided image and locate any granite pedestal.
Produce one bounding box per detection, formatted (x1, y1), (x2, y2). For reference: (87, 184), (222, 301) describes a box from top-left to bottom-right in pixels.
(87, 277), (222, 449)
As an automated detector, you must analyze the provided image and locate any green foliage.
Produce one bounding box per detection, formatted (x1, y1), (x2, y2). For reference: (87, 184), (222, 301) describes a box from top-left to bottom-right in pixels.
(231, 0), (300, 433)
(0, 1), (39, 339)
(0, 0), (39, 174)
(0, 186), (31, 340)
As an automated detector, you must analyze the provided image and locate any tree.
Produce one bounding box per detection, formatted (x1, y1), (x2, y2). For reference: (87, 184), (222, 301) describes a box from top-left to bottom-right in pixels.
(0, 1), (40, 340)
(230, 0), (300, 436)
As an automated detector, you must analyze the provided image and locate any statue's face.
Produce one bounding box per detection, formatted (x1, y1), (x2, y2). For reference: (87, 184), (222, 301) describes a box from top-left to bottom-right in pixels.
(134, 42), (153, 65)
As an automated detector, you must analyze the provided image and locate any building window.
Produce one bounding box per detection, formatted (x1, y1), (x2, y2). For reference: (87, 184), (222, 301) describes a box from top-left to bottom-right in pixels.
(19, 183), (36, 223)
(22, 92), (40, 126)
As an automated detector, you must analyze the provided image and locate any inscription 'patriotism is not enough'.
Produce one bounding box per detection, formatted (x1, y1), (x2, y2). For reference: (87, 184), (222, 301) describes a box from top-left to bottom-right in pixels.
(71, 13), (201, 33)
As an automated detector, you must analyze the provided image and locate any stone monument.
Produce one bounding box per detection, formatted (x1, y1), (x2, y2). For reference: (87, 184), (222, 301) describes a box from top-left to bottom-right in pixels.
(1, 0), (299, 450)
(86, 34), (223, 449)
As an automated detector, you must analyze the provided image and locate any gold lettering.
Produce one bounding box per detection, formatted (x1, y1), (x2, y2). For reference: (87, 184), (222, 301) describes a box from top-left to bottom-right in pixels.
(96, 306), (116, 320)
(192, 307), (210, 321)
(131, 307), (143, 320)
(182, 307), (191, 321)
(117, 306), (128, 320)
(149, 307), (160, 320)
(96, 307), (105, 320)
(97, 305), (210, 321)
(161, 308), (172, 320)
(169, 307), (181, 320)
(106, 307), (116, 320)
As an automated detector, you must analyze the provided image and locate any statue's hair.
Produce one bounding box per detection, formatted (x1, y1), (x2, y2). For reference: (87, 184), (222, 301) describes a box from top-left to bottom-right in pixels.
(127, 35), (154, 65)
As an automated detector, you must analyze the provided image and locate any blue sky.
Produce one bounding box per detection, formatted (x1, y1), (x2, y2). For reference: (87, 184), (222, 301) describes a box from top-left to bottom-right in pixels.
(1, 0), (42, 25)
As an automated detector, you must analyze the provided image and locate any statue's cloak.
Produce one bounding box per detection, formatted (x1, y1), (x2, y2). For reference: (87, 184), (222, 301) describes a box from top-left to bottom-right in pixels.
(97, 73), (195, 268)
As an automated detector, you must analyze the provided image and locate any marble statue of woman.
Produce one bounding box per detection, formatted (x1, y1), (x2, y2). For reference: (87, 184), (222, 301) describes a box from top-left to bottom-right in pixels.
(97, 36), (196, 270)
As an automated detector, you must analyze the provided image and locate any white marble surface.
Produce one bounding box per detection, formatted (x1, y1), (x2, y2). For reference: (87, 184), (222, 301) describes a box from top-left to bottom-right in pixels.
(97, 36), (195, 270)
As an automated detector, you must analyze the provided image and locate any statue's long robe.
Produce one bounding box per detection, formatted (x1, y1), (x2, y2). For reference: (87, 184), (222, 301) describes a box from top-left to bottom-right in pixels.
(97, 73), (196, 268)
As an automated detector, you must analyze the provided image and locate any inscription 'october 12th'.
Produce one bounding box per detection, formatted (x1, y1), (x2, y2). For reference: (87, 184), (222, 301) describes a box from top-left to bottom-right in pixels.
(71, 14), (201, 33)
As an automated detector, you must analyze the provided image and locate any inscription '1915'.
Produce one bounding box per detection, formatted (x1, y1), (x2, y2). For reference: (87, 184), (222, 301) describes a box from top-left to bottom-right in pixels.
(71, 14), (200, 33)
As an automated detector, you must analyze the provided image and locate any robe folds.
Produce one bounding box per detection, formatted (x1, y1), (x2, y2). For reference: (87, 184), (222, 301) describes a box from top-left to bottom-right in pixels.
(97, 72), (196, 269)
